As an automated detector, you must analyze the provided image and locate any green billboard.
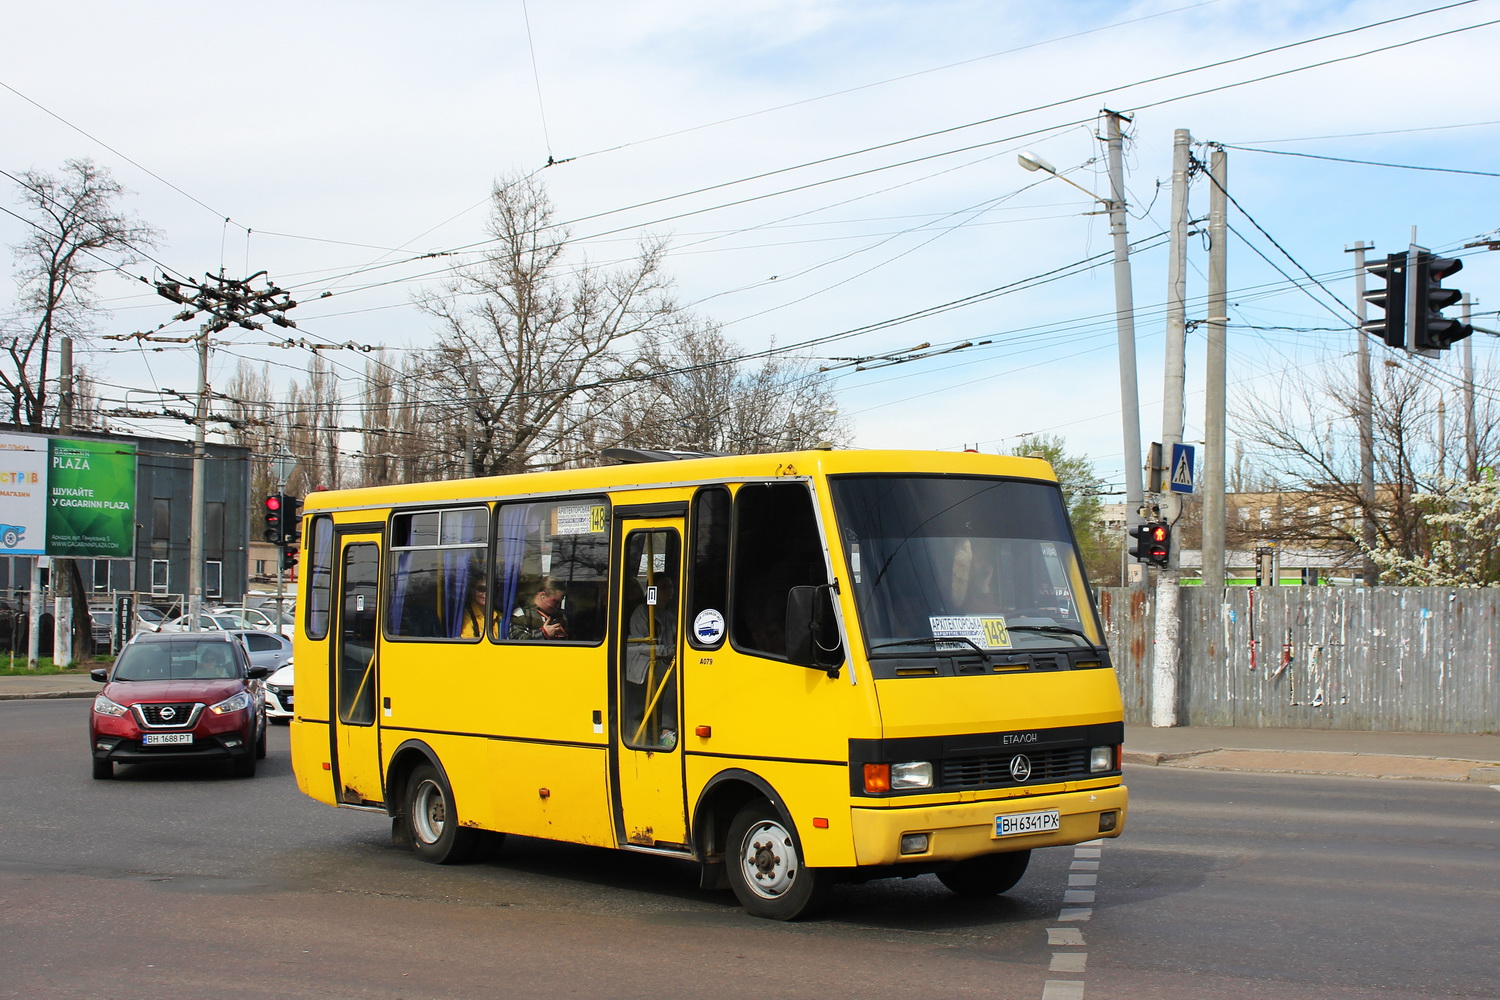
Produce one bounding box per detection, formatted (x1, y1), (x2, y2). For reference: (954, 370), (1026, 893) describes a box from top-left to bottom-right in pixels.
(45, 437), (137, 558)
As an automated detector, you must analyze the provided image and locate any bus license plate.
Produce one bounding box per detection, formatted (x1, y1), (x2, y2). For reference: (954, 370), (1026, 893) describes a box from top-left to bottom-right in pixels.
(995, 809), (1060, 838)
(142, 733), (193, 746)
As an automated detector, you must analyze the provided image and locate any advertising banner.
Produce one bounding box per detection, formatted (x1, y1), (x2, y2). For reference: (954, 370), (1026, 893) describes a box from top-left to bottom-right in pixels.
(46, 438), (137, 558)
(0, 434), (47, 555)
(0, 433), (137, 558)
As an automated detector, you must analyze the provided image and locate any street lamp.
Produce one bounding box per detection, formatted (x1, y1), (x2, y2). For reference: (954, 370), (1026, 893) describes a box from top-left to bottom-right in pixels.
(1017, 122), (1145, 585)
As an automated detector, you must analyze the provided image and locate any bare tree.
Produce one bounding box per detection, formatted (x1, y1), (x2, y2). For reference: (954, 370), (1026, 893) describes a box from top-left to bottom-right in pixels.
(416, 174), (681, 475)
(2, 160), (159, 427)
(1234, 352), (1500, 576)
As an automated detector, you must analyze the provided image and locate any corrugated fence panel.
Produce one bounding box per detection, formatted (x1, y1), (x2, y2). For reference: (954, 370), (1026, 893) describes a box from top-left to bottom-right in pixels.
(1100, 586), (1500, 733)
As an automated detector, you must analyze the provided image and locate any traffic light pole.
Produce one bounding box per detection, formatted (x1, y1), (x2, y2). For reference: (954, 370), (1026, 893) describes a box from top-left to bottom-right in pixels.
(1348, 241), (1378, 584)
(188, 325), (209, 633)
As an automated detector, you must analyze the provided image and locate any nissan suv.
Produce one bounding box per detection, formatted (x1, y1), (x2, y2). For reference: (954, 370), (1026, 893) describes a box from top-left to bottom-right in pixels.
(89, 631), (270, 779)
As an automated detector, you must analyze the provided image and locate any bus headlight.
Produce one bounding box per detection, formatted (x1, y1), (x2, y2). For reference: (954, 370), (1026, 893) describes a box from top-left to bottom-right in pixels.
(1090, 745), (1117, 772)
(890, 761), (934, 789)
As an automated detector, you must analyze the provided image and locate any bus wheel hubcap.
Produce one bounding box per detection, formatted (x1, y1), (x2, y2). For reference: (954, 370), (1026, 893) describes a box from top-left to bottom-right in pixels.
(413, 780), (447, 844)
(742, 820), (797, 898)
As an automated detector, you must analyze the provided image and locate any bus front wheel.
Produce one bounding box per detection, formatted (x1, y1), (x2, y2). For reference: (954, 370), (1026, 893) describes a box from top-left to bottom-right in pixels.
(937, 849), (1031, 896)
(726, 802), (829, 920)
(404, 763), (480, 864)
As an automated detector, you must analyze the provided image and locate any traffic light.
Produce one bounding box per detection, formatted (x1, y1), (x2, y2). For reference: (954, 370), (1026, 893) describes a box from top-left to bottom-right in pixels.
(263, 494), (283, 544)
(1362, 253), (1406, 349)
(282, 547), (298, 571)
(1412, 252), (1471, 352)
(1144, 521), (1170, 567)
(280, 494), (303, 546)
(1127, 521), (1170, 567)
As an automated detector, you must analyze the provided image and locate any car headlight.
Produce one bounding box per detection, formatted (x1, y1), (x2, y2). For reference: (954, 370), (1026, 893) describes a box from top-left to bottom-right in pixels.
(890, 761), (934, 790)
(93, 693), (128, 717)
(209, 691), (253, 715)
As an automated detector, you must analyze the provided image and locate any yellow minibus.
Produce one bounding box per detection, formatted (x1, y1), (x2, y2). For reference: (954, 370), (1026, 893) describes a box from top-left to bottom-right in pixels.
(289, 448), (1127, 919)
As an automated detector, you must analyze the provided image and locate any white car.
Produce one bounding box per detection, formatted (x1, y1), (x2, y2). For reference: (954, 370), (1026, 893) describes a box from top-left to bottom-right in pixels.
(157, 612), (240, 633)
(263, 661), (294, 722)
(225, 629), (294, 672)
(217, 606), (295, 637)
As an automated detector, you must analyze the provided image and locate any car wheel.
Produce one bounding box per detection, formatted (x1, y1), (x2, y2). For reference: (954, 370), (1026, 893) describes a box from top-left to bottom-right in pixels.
(91, 758), (112, 780)
(725, 800), (830, 920)
(936, 849), (1031, 897)
(2, 530), (17, 548)
(404, 762), (480, 864)
(255, 716), (268, 760)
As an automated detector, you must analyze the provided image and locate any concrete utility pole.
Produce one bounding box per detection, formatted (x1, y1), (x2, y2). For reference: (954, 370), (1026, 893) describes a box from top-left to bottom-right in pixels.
(1202, 146), (1228, 588)
(1462, 293), (1477, 481)
(1346, 241), (1377, 584)
(1150, 129), (1192, 730)
(53, 338), (75, 666)
(1102, 111), (1146, 581)
(153, 273), (298, 630)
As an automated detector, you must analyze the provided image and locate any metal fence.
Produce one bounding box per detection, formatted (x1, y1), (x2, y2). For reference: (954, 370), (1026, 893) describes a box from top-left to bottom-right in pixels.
(1099, 586), (1500, 733)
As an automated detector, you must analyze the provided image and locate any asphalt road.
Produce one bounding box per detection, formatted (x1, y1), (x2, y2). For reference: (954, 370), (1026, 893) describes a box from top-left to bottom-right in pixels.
(2, 699), (1496, 1000)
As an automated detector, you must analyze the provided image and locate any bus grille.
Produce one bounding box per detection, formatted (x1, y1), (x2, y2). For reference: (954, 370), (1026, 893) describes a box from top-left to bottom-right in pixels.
(940, 746), (1092, 789)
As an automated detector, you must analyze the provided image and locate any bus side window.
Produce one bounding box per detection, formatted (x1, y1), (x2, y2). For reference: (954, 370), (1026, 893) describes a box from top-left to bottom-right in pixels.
(496, 498), (610, 645)
(688, 486), (730, 650)
(386, 508), (489, 640)
(730, 483), (825, 659)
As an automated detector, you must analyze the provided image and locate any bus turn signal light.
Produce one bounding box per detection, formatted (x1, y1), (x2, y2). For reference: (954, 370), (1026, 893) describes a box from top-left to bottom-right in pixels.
(863, 763), (891, 793)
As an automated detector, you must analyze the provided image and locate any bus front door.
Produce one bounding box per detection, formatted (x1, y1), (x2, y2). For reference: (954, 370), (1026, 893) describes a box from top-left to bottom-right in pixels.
(332, 535), (383, 806)
(613, 521), (688, 850)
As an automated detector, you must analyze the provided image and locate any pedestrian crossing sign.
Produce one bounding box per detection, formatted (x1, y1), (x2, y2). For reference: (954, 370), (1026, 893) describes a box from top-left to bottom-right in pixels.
(1169, 443), (1195, 494)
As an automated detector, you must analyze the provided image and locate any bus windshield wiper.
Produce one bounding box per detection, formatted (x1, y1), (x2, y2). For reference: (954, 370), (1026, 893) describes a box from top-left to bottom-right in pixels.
(1004, 624), (1099, 652)
(870, 636), (984, 653)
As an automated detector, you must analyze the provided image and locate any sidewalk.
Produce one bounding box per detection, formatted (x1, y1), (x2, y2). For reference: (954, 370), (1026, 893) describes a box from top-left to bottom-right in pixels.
(5, 673), (1497, 783)
(1125, 724), (1500, 783)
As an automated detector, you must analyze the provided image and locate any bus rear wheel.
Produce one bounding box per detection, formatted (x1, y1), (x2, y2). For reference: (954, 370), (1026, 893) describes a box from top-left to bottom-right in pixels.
(404, 763), (481, 864)
(726, 801), (829, 920)
(937, 849), (1030, 896)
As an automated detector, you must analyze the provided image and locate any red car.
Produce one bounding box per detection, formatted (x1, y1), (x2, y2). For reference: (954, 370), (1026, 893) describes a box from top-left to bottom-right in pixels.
(90, 631), (271, 779)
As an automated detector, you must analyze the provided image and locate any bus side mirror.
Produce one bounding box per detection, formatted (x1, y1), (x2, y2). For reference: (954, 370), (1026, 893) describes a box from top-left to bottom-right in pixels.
(785, 585), (843, 677)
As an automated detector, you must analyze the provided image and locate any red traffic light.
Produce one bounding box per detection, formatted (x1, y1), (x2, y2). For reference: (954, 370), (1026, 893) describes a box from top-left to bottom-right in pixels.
(265, 495), (282, 511)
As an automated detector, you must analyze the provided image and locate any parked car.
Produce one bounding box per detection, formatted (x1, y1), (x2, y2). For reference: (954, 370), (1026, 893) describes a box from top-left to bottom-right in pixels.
(224, 628), (293, 672)
(217, 606), (294, 637)
(263, 661), (293, 722)
(88, 609), (113, 653)
(157, 612), (240, 633)
(89, 631), (269, 779)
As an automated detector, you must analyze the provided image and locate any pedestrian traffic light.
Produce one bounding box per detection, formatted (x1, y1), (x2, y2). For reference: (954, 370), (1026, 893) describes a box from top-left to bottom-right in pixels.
(1128, 521), (1170, 567)
(1362, 253), (1406, 349)
(281, 494), (303, 546)
(263, 494), (283, 544)
(1412, 252), (1471, 352)
(1144, 521), (1170, 567)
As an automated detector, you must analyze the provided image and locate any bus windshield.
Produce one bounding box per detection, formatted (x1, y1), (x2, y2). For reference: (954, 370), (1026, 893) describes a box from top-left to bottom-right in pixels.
(829, 475), (1102, 655)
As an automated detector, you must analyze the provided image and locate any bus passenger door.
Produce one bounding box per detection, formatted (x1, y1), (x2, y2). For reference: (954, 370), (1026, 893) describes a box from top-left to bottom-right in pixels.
(332, 535), (383, 806)
(612, 520), (687, 850)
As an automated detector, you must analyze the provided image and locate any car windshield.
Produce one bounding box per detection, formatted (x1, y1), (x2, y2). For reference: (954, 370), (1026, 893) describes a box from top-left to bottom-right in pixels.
(829, 474), (1104, 655)
(113, 641), (242, 680)
(138, 607), (165, 624)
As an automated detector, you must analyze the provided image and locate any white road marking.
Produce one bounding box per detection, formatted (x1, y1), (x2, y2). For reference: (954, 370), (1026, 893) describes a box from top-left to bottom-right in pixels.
(1047, 927), (1086, 946)
(1041, 981), (1085, 1000)
(1070, 860), (1099, 871)
(1068, 873), (1098, 886)
(1073, 848), (1101, 858)
(1050, 953), (1088, 973)
(1063, 890), (1096, 904)
(1058, 907), (1093, 921)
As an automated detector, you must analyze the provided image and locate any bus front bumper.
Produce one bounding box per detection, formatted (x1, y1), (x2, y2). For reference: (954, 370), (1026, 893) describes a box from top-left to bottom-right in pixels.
(848, 784), (1128, 866)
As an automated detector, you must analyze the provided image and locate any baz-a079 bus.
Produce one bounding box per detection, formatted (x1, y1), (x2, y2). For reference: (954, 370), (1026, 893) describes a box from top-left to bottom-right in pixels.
(289, 448), (1127, 919)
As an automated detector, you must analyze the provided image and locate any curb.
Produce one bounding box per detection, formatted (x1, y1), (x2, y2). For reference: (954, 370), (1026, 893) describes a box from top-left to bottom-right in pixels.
(1126, 747), (1498, 783)
(0, 690), (95, 701)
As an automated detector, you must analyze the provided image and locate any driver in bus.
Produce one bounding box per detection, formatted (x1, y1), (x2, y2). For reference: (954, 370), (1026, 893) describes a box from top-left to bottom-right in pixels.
(509, 577), (569, 640)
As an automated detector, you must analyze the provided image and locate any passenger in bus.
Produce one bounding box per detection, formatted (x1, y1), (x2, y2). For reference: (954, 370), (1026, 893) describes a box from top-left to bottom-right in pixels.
(509, 577), (569, 639)
(459, 577), (491, 638)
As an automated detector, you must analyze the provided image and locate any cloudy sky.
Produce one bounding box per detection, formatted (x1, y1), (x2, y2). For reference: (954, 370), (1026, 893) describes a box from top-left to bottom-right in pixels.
(3, 0), (1497, 495)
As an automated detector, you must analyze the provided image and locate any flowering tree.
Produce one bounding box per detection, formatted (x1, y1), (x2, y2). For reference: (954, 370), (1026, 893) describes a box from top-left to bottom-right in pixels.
(1363, 476), (1500, 587)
